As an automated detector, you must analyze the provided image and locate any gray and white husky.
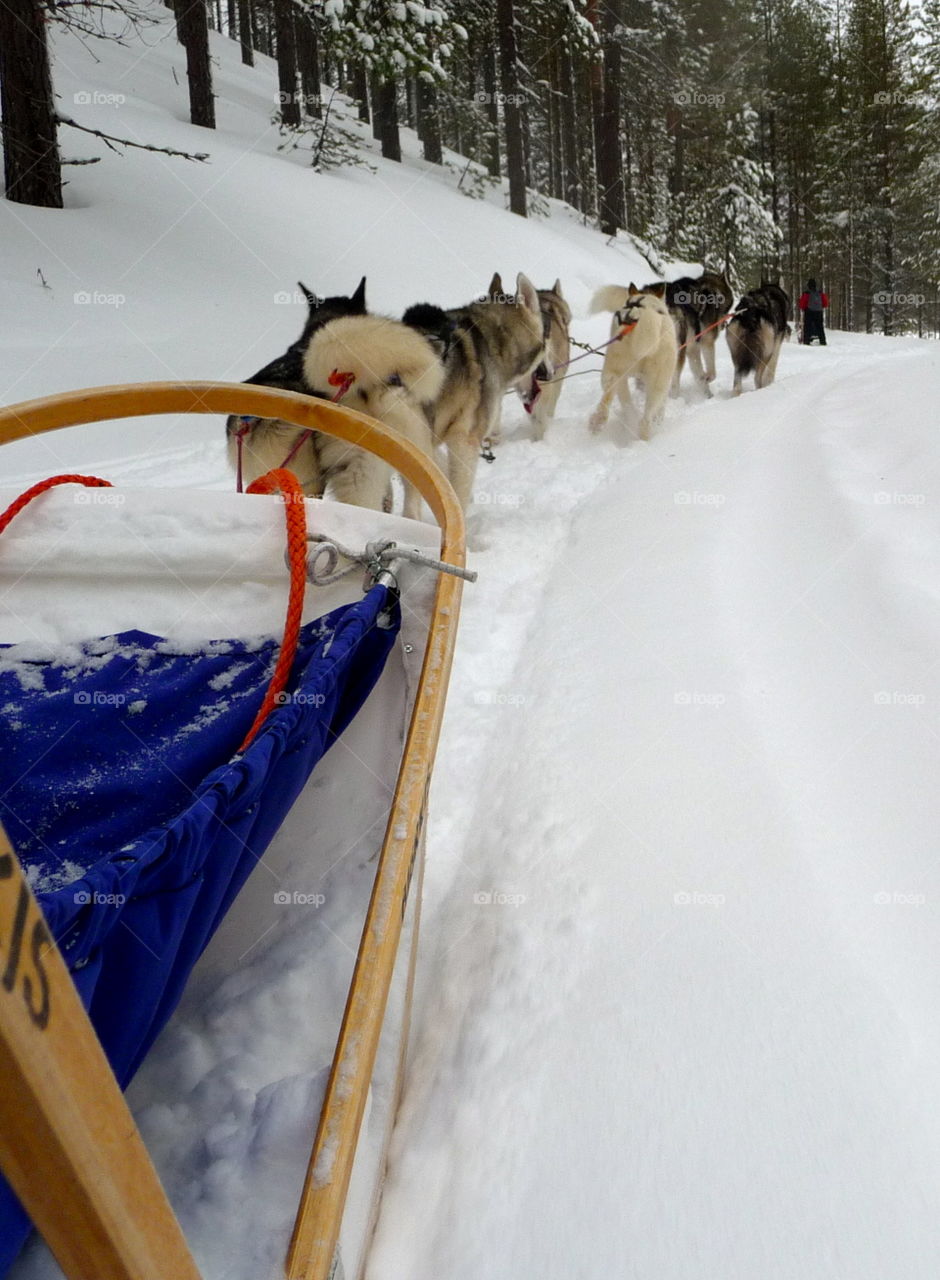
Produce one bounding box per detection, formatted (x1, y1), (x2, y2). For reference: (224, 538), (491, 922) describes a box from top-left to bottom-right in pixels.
(725, 282), (791, 395)
(484, 272), (572, 441)
(404, 272), (547, 510)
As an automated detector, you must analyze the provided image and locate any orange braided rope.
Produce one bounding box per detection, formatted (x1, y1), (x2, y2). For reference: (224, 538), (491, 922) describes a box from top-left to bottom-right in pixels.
(239, 467), (309, 751)
(0, 470), (308, 755)
(0, 474), (113, 535)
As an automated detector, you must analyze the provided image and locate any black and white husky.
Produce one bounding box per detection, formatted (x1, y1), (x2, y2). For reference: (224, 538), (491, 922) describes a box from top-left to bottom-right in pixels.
(226, 279), (443, 519)
(725, 282), (791, 395)
(665, 270), (734, 396)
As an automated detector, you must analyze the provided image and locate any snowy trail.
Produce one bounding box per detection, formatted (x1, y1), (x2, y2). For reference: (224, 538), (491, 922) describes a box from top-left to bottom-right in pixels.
(368, 333), (940, 1280)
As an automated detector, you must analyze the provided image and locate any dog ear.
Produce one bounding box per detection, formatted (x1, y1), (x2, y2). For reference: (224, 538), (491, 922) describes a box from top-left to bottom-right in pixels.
(298, 282), (319, 308)
(647, 282), (667, 298)
(487, 271), (503, 299)
(552, 278), (563, 298)
(351, 277), (367, 311)
(627, 282), (638, 295)
(515, 273), (540, 315)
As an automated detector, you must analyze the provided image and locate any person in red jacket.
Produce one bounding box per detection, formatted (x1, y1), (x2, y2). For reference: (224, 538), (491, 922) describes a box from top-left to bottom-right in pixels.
(799, 278), (828, 345)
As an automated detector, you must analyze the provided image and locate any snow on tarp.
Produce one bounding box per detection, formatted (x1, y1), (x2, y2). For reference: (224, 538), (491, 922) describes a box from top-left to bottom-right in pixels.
(0, 590), (399, 1272)
(0, 483), (440, 1274)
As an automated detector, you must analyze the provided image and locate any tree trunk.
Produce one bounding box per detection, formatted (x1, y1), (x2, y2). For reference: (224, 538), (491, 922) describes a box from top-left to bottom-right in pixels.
(559, 48), (579, 209)
(0, 0), (62, 207)
(416, 77), (443, 164)
(594, 0), (625, 236)
(226, 0), (236, 38)
(176, 0), (216, 128)
(274, 0), (300, 126)
(375, 78), (401, 161)
(495, 0), (526, 216)
(481, 42), (501, 178)
(349, 61), (369, 123)
(238, 0), (254, 65)
(296, 11), (321, 118)
(370, 72), (383, 140)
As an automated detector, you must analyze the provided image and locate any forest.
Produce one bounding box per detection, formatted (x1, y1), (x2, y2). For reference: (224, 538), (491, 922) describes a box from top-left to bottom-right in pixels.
(1, 0), (938, 333)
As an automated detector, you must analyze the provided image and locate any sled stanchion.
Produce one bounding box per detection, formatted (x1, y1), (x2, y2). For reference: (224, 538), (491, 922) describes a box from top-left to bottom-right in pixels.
(0, 381), (467, 1280)
(0, 822), (202, 1280)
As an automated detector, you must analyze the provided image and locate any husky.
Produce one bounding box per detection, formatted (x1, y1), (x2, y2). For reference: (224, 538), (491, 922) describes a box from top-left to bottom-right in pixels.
(406, 273), (546, 511)
(725, 282), (791, 395)
(300, 313), (443, 519)
(588, 283), (678, 440)
(225, 277), (368, 495)
(226, 280), (443, 518)
(665, 270), (733, 396)
(484, 273), (572, 442)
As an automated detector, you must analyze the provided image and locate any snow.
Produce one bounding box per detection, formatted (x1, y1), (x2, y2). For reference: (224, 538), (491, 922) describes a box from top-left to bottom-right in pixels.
(4, 7), (940, 1280)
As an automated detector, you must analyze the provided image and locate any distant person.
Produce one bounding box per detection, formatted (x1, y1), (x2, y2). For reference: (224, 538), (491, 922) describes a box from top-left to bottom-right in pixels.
(799, 279), (828, 345)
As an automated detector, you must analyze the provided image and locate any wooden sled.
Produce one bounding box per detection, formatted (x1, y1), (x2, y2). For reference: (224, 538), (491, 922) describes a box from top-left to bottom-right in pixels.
(0, 382), (467, 1280)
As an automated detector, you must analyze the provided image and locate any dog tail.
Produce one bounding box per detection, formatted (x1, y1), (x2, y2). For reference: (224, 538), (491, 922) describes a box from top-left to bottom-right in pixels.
(589, 285), (632, 316)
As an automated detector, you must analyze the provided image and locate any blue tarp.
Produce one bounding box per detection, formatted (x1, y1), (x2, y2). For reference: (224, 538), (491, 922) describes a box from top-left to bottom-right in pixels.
(0, 585), (400, 1272)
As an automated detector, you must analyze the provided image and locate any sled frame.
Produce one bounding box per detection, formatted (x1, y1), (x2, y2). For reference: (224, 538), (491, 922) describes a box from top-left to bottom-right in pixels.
(0, 382), (467, 1280)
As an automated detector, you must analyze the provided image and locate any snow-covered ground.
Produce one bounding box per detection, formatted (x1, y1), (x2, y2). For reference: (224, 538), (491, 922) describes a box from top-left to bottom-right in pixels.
(4, 8), (940, 1279)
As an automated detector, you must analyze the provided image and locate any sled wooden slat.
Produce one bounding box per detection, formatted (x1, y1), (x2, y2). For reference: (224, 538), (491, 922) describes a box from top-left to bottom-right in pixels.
(0, 382), (467, 1280)
(0, 823), (202, 1280)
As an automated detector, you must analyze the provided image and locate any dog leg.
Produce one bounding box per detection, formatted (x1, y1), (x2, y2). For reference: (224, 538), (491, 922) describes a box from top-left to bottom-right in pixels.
(589, 370), (619, 432)
(686, 342), (712, 398)
(703, 334), (718, 382)
(671, 346), (686, 397)
(445, 433), (480, 512)
(326, 447), (391, 513)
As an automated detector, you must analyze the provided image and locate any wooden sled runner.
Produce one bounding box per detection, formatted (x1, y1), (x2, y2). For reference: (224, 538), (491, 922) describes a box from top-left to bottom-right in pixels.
(0, 383), (467, 1280)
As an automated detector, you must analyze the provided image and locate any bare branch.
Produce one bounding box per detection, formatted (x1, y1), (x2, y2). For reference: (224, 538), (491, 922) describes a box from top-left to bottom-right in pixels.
(56, 115), (210, 162)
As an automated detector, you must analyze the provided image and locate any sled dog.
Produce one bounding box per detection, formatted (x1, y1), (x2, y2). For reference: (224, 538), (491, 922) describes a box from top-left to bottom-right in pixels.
(484, 273), (572, 441)
(408, 273), (546, 511)
(225, 279), (442, 518)
(725, 282), (791, 394)
(588, 283), (678, 440)
(665, 270), (733, 396)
